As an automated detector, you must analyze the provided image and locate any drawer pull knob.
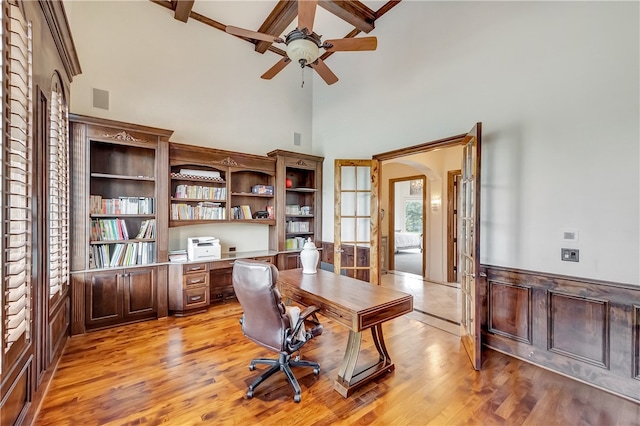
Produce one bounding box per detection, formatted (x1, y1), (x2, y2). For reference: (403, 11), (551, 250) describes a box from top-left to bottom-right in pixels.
(190, 296), (202, 301)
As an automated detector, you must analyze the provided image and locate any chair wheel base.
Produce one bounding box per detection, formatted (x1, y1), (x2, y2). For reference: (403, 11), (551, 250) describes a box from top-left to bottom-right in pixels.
(249, 365), (255, 371)
(313, 368), (320, 375)
(294, 394), (301, 403)
(247, 390), (254, 398)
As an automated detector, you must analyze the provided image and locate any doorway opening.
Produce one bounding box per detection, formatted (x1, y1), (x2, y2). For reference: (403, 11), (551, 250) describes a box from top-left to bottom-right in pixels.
(376, 140), (466, 335)
(389, 176), (425, 277)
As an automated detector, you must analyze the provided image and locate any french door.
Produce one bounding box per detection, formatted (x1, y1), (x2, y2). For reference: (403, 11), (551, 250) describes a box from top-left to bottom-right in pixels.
(333, 160), (379, 284)
(459, 123), (482, 370)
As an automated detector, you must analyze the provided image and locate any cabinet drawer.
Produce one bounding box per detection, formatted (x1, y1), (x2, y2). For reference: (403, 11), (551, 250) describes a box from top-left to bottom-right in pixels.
(183, 272), (208, 288)
(184, 287), (209, 309)
(251, 256), (274, 263)
(210, 260), (235, 270)
(183, 263), (208, 274)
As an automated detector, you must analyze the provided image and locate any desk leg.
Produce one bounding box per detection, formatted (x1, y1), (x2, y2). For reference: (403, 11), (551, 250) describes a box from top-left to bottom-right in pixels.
(334, 324), (395, 398)
(338, 331), (362, 382)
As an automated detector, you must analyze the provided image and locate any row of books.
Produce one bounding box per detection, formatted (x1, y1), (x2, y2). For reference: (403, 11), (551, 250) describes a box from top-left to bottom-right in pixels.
(285, 237), (309, 250)
(171, 202), (226, 220)
(90, 219), (156, 241)
(90, 195), (154, 215)
(91, 218), (129, 241)
(90, 242), (156, 268)
(231, 205), (253, 220)
(287, 221), (310, 233)
(174, 184), (226, 200)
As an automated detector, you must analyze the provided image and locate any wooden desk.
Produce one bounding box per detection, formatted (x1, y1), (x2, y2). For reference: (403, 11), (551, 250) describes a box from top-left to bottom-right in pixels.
(277, 269), (413, 397)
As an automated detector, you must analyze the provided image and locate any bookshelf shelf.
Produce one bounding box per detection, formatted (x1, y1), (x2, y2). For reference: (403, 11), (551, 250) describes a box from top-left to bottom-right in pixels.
(90, 173), (156, 181)
(267, 150), (324, 270)
(168, 143), (276, 227)
(70, 114), (172, 335)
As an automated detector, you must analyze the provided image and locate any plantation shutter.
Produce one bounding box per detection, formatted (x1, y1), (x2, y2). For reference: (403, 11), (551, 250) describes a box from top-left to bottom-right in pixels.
(3, 0), (33, 355)
(48, 81), (68, 299)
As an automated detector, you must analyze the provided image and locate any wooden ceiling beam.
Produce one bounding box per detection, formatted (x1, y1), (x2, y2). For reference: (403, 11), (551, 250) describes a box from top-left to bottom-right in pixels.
(318, 1), (375, 33)
(254, 1), (298, 54)
(174, 0), (195, 23)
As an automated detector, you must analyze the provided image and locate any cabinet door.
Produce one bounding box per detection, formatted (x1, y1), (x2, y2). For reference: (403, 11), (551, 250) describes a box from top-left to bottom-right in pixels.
(279, 253), (301, 270)
(123, 267), (157, 319)
(209, 268), (234, 303)
(85, 270), (122, 328)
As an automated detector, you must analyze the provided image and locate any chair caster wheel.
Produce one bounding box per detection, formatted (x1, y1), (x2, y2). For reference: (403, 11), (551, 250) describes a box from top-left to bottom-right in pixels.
(313, 368), (320, 375)
(249, 365), (255, 371)
(294, 394), (301, 403)
(247, 390), (254, 399)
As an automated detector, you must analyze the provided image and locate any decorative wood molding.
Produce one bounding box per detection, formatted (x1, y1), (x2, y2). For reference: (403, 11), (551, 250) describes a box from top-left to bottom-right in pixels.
(38, 1), (82, 80)
(218, 157), (238, 166)
(101, 131), (146, 142)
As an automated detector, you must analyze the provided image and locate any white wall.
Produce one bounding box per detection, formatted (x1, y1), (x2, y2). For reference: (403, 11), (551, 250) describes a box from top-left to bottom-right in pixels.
(315, 1), (639, 285)
(65, 0), (314, 252)
(66, 2), (639, 284)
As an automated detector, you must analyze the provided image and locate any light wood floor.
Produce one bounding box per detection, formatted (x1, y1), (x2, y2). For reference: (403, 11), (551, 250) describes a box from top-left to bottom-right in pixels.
(35, 298), (639, 425)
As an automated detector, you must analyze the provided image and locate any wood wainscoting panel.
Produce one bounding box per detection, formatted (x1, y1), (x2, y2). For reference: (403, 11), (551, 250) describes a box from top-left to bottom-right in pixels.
(488, 280), (532, 344)
(48, 298), (70, 363)
(548, 291), (609, 368)
(481, 265), (640, 403)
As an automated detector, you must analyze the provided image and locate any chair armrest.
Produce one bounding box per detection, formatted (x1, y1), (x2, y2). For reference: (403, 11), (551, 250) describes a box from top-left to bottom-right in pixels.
(287, 305), (323, 352)
(298, 305), (320, 321)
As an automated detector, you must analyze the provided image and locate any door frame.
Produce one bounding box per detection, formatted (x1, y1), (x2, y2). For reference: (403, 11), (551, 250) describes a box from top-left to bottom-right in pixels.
(447, 169), (461, 283)
(373, 124), (482, 370)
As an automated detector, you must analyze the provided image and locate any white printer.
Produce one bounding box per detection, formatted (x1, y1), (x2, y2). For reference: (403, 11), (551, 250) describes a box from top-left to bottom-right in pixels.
(187, 237), (221, 261)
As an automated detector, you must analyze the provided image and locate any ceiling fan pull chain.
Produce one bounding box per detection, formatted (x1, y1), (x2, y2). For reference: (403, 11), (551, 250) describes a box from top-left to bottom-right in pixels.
(301, 66), (305, 88)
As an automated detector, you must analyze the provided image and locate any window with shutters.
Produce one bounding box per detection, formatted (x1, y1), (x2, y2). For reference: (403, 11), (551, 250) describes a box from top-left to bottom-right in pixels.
(48, 76), (68, 301)
(1, 0), (33, 368)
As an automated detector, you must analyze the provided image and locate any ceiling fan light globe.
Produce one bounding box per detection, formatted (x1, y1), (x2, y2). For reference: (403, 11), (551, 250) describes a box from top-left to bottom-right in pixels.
(286, 38), (319, 67)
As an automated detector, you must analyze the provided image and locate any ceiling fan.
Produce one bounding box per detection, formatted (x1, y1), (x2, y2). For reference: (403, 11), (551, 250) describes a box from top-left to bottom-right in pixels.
(225, 0), (377, 85)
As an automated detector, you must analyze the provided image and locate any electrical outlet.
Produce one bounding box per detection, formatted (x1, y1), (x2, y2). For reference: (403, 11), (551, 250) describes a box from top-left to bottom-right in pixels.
(561, 248), (579, 262)
(229, 246), (236, 252)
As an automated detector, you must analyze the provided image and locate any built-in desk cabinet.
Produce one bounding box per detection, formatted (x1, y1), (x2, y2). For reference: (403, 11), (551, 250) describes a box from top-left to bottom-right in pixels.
(168, 254), (275, 314)
(168, 262), (210, 316)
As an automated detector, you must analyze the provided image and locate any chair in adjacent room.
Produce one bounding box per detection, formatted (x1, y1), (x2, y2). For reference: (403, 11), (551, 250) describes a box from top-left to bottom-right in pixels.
(232, 259), (323, 402)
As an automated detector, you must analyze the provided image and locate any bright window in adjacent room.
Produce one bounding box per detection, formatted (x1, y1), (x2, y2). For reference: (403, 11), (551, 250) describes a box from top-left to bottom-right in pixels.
(404, 199), (423, 233)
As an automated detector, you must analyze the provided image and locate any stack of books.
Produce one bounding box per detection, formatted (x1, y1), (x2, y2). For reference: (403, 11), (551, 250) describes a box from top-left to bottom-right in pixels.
(168, 249), (188, 263)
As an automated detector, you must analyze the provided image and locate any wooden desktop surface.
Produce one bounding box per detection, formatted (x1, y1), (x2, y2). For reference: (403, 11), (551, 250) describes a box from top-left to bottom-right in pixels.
(277, 268), (413, 331)
(276, 268), (413, 397)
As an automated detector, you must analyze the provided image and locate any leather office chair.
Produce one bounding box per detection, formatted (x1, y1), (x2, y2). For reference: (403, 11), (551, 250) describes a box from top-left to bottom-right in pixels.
(232, 259), (323, 402)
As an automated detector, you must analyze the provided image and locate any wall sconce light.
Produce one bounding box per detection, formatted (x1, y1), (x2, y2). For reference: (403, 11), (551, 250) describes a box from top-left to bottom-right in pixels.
(431, 197), (441, 211)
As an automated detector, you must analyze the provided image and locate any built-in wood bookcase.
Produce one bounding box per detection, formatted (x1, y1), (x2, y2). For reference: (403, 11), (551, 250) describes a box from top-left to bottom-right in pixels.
(69, 114), (172, 334)
(169, 143), (276, 227)
(268, 150), (324, 270)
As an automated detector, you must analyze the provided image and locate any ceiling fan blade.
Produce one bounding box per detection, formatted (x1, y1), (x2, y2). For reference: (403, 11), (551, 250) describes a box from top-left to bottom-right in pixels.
(226, 26), (283, 44)
(309, 58), (338, 85)
(261, 57), (292, 80)
(297, 0), (317, 34)
(322, 37), (378, 52)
